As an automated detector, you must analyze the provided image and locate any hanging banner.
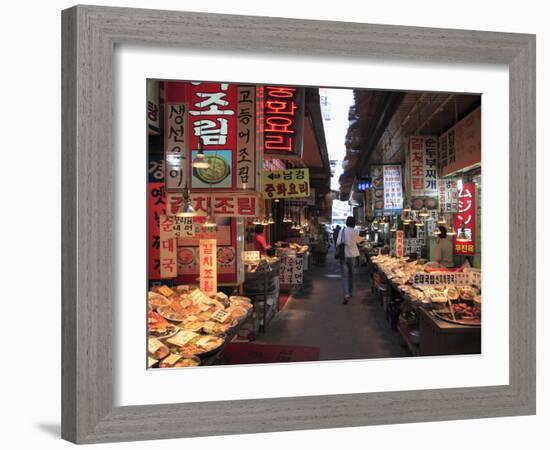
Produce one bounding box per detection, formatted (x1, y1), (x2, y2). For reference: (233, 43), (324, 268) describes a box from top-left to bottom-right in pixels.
(279, 255), (304, 285)
(187, 82), (237, 190)
(454, 182), (476, 255)
(438, 179), (459, 213)
(159, 215), (178, 278)
(262, 86), (305, 159)
(371, 165), (384, 216)
(262, 168), (310, 199)
(408, 136), (438, 209)
(199, 239), (217, 295)
(164, 82), (189, 191)
(383, 165), (403, 211)
(396, 230), (404, 257)
(166, 192), (260, 217)
(439, 107), (481, 177)
(147, 79), (160, 134)
(236, 85), (256, 190)
(148, 182), (166, 281)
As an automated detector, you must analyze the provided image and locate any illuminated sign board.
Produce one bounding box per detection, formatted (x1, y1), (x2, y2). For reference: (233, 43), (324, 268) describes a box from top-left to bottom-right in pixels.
(262, 86), (304, 159)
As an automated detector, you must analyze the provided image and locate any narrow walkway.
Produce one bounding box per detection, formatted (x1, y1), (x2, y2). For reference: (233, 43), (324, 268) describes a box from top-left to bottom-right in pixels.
(256, 249), (408, 361)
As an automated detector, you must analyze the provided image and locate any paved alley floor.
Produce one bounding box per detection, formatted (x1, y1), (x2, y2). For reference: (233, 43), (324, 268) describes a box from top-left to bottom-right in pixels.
(255, 251), (409, 361)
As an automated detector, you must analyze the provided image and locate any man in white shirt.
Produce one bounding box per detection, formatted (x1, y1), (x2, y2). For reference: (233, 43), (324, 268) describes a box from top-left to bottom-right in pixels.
(336, 216), (365, 303)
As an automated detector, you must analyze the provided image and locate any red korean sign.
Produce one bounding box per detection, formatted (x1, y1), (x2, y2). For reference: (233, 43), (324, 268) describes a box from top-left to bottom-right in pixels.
(454, 182), (476, 255)
(165, 192), (260, 217)
(262, 86), (304, 158)
(148, 182), (166, 281)
(396, 230), (404, 257)
(187, 82), (237, 190)
(199, 239), (217, 296)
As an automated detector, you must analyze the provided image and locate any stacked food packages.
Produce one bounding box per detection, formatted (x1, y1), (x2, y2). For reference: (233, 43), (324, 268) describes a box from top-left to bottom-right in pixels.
(147, 285), (253, 368)
(274, 242), (309, 255)
(371, 255), (481, 325)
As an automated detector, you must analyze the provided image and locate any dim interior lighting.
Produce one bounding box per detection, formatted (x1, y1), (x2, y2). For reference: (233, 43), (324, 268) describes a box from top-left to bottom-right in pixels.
(176, 184), (196, 217)
(192, 138), (211, 169)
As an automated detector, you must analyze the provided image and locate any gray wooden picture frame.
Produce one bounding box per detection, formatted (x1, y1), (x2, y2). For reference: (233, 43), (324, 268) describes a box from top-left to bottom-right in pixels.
(61, 5), (536, 444)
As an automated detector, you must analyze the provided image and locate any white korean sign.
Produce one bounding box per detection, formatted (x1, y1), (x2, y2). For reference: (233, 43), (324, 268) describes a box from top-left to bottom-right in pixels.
(383, 165), (403, 210)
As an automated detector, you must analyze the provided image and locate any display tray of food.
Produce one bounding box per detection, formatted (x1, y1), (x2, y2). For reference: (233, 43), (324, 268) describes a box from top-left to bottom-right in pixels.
(147, 285), (253, 368)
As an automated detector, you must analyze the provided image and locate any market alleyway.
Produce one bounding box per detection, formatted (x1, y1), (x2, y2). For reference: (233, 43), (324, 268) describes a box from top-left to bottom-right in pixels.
(253, 249), (409, 361)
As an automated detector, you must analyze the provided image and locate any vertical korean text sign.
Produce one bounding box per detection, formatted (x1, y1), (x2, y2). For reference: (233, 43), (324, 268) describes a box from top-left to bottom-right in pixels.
(199, 239), (217, 295)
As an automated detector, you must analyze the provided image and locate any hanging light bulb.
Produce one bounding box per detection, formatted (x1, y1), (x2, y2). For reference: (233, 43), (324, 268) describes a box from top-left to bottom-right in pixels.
(192, 138), (210, 169)
(204, 200), (216, 228)
(447, 223), (457, 236)
(403, 201), (411, 213)
(176, 184), (196, 217)
(419, 207), (429, 218)
(252, 217), (262, 225)
(267, 213), (275, 225)
(437, 214), (447, 225)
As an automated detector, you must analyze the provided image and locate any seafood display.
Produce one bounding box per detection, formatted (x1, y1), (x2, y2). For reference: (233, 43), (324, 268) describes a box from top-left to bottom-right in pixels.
(147, 285), (253, 368)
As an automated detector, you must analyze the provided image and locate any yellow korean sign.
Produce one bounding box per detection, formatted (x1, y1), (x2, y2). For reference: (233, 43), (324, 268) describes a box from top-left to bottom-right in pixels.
(262, 168), (310, 199)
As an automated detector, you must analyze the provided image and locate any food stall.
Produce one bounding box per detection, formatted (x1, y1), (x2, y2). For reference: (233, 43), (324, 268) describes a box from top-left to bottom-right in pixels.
(369, 254), (481, 356)
(242, 252), (281, 334)
(147, 285), (254, 368)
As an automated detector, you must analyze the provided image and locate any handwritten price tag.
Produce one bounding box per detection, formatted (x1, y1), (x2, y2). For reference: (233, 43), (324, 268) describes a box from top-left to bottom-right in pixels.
(211, 309), (231, 323)
(148, 337), (164, 354)
(196, 336), (213, 348)
(161, 353), (182, 366)
(167, 331), (199, 347)
(157, 286), (174, 297)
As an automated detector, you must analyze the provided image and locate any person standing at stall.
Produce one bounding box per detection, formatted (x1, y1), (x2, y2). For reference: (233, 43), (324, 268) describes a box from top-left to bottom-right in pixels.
(253, 224), (270, 255)
(433, 226), (454, 268)
(336, 216), (365, 304)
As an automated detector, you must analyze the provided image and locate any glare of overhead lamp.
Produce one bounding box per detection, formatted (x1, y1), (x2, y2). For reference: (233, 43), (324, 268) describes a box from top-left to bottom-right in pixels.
(419, 207), (429, 218)
(267, 214), (275, 225)
(204, 205), (217, 228)
(175, 184), (196, 217)
(447, 224), (457, 236)
(415, 221), (424, 227)
(252, 217), (262, 225)
(192, 138), (210, 169)
(403, 202), (411, 213)
(437, 215), (447, 225)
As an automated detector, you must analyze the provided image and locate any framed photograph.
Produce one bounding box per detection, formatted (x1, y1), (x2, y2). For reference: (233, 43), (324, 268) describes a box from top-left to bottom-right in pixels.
(62, 5), (535, 444)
